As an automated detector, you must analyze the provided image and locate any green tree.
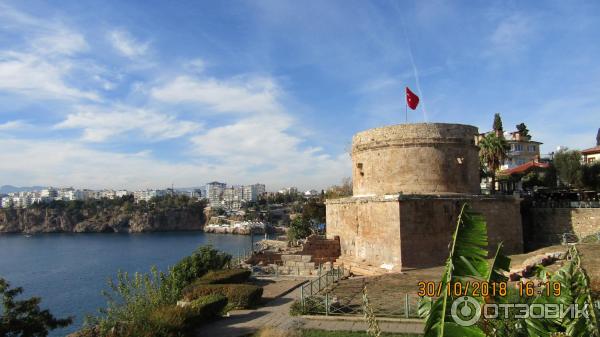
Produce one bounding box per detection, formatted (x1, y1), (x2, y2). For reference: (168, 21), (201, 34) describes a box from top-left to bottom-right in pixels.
(302, 199), (325, 224)
(582, 162), (600, 191)
(89, 246), (230, 334)
(516, 123), (529, 138)
(493, 113), (503, 133)
(287, 216), (313, 241)
(325, 177), (353, 199)
(1, 278), (72, 337)
(553, 148), (582, 188)
(479, 133), (509, 193)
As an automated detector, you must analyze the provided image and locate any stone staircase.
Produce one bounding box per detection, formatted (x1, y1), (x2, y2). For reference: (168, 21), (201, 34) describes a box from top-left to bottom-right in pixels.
(270, 254), (316, 276)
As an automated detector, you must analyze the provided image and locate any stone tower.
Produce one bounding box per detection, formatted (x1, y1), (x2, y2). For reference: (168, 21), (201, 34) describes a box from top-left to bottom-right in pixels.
(326, 123), (523, 274)
(352, 123), (480, 195)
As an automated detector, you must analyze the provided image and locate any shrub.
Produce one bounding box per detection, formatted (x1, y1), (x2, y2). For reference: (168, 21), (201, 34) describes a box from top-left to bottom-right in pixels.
(107, 296), (227, 337)
(147, 305), (197, 334)
(189, 294), (228, 320)
(183, 284), (263, 309)
(195, 269), (251, 285)
(88, 246), (232, 335)
(288, 297), (325, 316)
(168, 246), (232, 287)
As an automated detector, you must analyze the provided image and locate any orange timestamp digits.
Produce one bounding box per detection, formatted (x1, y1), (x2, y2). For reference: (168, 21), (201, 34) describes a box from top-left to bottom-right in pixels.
(517, 281), (561, 297)
(417, 281), (508, 298)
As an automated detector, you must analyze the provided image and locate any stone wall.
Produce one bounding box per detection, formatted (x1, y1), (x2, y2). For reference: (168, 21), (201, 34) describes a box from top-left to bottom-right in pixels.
(398, 196), (523, 269)
(326, 198), (402, 271)
(524, 208), (600, 250)
(326, 195), (523, 271)
(300, 235), (341, 264)
(351, 123), (480, 196)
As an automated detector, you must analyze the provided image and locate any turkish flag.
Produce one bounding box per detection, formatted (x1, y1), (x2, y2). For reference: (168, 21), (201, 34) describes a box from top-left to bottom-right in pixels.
(406, 87), (419, 110)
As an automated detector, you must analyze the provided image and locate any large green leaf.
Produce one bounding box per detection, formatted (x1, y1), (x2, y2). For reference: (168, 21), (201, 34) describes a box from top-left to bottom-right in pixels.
(486, 243), (511, 303)
(525, 246), (599, 337)
(452, 205), (489, 280)
(422, 204), (488, 337)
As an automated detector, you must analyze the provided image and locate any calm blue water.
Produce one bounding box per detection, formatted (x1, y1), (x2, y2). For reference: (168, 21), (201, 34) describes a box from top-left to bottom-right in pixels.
(0, 232), (264, 336)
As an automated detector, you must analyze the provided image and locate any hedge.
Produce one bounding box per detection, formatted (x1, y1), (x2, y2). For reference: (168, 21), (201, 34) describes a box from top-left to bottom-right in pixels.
(197, 268), (251, 284)
(147, 305), (196, 334)
(141, 295), (228, 336)
(183, 283), (263, 309)
(190, 294), (228, 320)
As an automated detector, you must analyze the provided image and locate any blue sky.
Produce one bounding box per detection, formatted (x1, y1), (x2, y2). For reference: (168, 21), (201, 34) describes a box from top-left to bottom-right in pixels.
(0, 0), (599, 191)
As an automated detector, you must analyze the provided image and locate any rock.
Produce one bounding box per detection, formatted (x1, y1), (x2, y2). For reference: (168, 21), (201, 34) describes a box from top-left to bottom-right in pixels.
(0, 205), (206, 234)
(177, 300), (191, 307)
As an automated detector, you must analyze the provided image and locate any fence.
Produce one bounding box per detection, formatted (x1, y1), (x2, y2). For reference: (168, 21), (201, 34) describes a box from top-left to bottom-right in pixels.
(230, 248), (254, 268)
(300, 265), (345, 298)
(532, 201), (600, 208)
(298, 267), (420, 318)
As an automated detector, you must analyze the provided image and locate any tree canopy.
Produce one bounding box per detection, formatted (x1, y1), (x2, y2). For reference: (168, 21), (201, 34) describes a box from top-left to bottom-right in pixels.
(553, 148), (583, 188)
(479, 133), (509, 193)
(493, 113), (503, 133)
(516, 122), (529, 137)
(1, 278), (72, 337)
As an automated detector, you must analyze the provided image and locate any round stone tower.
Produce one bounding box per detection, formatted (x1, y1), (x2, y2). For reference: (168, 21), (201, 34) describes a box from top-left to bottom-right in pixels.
(351, 123), (480, 195)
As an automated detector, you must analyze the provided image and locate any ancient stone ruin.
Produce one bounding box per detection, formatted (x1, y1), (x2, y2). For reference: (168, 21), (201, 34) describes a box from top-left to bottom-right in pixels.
(326, 123), (523, 275)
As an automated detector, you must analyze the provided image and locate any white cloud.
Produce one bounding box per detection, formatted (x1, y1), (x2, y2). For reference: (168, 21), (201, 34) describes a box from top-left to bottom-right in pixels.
(56, 105), (202, 142)
(0, 51), (99, 100)
(30, 27), (88, 56)
(108, 30), (149, 58)
(0, 120), (30, 131)
(487, 14), (535, 55)
(184, 58), (205, 73)
(151, 75), (281, 114)
(0, 137), (199, 189)
(148, 71), (350, 189)
(0, 136), (349, 190)
(0, 5), (99, 101)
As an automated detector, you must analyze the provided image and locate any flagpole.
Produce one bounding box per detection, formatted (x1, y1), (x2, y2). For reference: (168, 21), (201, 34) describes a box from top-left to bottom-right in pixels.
(405, 101), (408, 123)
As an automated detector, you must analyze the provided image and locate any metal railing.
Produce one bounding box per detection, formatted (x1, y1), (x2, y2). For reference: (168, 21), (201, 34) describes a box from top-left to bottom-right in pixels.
(231, 248), (254, 267)
(300, 265), (345, 299)
(298, 267), (419, 318)
(300, 285), (420, 318)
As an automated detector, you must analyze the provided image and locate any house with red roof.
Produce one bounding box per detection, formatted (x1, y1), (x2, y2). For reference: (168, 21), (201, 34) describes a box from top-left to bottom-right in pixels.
(581, 128), (600, 164)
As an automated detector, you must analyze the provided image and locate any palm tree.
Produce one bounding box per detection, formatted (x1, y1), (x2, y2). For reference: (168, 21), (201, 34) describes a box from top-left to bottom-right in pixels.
(479, 133), (509, 193)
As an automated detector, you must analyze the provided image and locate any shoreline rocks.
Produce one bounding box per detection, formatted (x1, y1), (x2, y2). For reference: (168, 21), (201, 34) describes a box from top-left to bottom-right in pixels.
(0, 206), (206, 234)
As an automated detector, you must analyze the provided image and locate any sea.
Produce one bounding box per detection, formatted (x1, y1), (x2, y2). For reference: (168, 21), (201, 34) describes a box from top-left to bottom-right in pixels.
(0, 231), (267, 336)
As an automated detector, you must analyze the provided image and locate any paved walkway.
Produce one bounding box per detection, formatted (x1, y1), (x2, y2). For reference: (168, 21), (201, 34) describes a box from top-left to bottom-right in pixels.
(194, 278), (305, 337)
(194, 277), (424, 337)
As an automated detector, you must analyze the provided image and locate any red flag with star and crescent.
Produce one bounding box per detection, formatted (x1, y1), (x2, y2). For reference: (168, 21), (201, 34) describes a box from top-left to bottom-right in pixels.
(405, 87), (419, 110)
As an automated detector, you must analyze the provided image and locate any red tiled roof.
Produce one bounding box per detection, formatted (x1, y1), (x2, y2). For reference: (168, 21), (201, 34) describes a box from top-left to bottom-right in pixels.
(501, 161), (550, 175)
(582, 145), (600, 154)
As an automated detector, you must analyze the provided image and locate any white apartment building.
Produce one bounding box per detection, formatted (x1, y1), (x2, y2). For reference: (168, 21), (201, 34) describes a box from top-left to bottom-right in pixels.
(206, 182), (226, 206)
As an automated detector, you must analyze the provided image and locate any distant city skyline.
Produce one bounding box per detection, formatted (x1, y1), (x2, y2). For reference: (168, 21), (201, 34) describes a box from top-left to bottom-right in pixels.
(1, 1), (599, 190)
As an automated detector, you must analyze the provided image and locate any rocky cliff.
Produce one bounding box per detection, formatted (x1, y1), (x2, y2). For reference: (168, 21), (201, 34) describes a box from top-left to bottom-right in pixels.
(0, 205), (207, 234)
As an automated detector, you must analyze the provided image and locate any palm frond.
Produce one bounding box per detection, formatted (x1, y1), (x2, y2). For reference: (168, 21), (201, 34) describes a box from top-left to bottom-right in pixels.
(422, 203), (487, 337)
